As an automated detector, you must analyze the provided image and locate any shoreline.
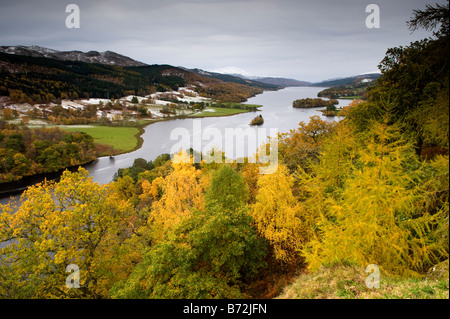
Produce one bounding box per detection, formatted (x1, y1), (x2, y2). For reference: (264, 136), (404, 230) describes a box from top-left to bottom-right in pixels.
(0, 102), (263, 199)
(0, 159), (96, 200)
(97, 105), (261, 158)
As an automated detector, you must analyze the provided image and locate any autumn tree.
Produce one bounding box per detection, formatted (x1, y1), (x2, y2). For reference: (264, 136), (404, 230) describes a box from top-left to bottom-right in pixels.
(240, 162), (260, 204)
(302, 120), (449, 275)
(307, 119), (357, 196)
(250, 163), (304, 264)
(2, 108), (15, 120)
(148, 150), (208, 243)
(277, 115), (336, 173)
(110, 164), (266, 299)
(112, 175), (139, 206)
(0, 127), (96, 183)
(0, 168), (135, 298)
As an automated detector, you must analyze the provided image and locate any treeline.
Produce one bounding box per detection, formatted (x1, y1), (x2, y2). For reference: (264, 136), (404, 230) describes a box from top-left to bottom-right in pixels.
(197, 82), (264, 103)
(0, 123), (96, 183)
(213, 102), (260, 111)
(1, 102), (447, 298)
(0, 3), (448, 299)
(317, 80), (372, 99)
(292, 97), (338, 108)
(0, 52), (156, 102)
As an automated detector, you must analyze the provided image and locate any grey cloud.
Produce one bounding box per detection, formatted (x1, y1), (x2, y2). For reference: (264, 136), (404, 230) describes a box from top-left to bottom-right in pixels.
(0, 0), (444, 82)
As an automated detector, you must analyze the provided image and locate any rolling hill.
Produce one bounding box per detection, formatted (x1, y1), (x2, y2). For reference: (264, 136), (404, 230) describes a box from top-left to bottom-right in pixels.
(312, 73), (381, 87)
(315, 73), (382, 99)
(187, 68), (281, 90)
(0, 47), (270, 103)
(0, 45), (147, 67)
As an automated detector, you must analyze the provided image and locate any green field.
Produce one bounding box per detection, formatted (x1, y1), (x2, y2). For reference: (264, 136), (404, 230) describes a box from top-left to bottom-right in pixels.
(339, 95), (364, 100)
(191, 107), (253, 117)
(61, 125), (141, 154)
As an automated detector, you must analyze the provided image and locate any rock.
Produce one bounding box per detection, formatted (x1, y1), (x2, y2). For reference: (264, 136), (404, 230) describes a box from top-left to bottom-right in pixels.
(426, 259), (449, 281)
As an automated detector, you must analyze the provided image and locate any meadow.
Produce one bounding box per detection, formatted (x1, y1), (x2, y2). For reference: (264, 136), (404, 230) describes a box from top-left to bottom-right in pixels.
(191, 106), (258, 117)
(61, 125), (141, 155)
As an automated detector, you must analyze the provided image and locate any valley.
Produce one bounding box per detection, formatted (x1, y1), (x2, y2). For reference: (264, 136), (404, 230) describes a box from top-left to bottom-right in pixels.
(0, 0), (448, 302)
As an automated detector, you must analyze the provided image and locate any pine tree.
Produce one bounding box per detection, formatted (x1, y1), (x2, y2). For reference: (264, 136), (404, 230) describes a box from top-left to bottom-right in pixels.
(303, 119), (449, 275)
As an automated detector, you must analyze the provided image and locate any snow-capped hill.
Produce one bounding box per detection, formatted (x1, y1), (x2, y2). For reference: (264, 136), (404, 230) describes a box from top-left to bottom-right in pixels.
(0, 45), (147, 66)
(0, 45), (57, 58)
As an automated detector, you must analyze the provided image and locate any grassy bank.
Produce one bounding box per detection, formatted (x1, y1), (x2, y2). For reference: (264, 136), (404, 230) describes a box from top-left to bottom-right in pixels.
(190, 106), (256, 117)
(61, 125), (142, 156)
(339, 95), (363, 99)
(276, 265), (449, 299)
(59, 105), (259, 156)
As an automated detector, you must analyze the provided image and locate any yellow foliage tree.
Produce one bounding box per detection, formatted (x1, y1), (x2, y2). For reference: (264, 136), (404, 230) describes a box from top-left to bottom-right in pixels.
(303, 120), (449, 276)
(149, 150), (208, 243)
(250, 163), (304, 264)
(139, 176), (165, 202)
(241, 162), (260, 204)
(0, 168), (135, 298)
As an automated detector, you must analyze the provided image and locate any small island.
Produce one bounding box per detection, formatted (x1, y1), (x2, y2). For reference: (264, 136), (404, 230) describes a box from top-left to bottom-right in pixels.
(321, 103), (340, 117)
(250, 114), (264, 126)
(292, 98), (339, 108)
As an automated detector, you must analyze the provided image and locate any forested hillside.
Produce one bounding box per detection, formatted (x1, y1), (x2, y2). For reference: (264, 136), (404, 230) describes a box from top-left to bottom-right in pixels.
(0, 52), (269, 103)
(317, 78), (375, 99)
(0, 3), (448, 299)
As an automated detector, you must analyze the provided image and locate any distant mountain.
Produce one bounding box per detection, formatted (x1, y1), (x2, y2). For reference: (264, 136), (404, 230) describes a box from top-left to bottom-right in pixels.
(315, 73), (382, 99)
(188, 68), (312, 88)
(0, 48), (270, 103)
(0, 45), (147, 67)
(312, 73), (381, 87)
(187, 68), (280, 90)
(0, 45), (382, 104)
(252, 77), (311, 87)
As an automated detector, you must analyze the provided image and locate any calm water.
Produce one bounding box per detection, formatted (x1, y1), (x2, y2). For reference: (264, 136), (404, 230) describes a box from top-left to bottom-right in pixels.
(84, 86), (349, 185)
(0, 86), (350, 204)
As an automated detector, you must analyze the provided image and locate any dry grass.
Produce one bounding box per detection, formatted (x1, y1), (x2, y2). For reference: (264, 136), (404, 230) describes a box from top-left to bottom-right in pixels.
(276, 264), (449, 299)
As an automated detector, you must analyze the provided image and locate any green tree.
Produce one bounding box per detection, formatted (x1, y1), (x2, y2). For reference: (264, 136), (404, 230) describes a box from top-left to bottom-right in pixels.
(110, 167), (266, 298)
(204, 164), (249, 211)
(407, 1), (449, 37)
(360, 1), (449, 154)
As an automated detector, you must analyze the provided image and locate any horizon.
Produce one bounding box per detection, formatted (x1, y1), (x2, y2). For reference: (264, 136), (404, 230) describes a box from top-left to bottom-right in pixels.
(0, 43), (382, 84)
(0, 0), (444, 82)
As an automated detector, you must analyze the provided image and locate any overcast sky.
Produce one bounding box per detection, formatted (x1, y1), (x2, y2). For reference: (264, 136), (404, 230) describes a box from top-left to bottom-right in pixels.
(0, 0), (444, 82)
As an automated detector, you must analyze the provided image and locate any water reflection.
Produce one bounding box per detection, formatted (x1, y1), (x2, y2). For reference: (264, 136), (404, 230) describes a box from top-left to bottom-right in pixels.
(0, 86), (350, 201)
(85, 86), (349, 185)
